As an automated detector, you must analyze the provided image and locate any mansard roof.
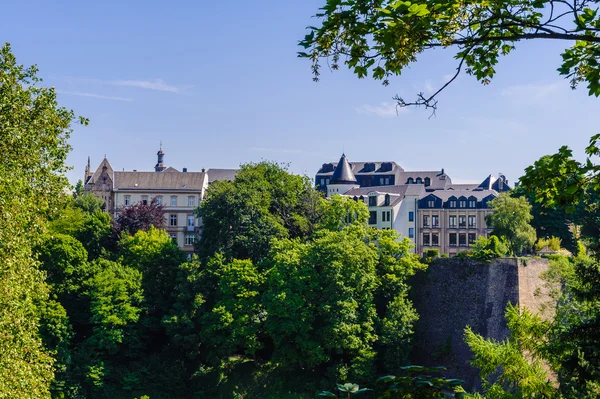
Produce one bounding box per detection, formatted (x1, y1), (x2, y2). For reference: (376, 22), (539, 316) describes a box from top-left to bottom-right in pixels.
(317, 160), (404, 176)
(419, 189), (497, 201)
(330, 154), (358, 184)
(113, 171), (207, 191)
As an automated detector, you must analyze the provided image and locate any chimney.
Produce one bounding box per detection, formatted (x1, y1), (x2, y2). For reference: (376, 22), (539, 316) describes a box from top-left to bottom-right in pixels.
(201, 168), (206, 173)
(183, 167), (188, 173)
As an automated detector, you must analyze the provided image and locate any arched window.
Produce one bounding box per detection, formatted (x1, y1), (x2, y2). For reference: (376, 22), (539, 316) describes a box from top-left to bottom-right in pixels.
(424, 177), (430, 187)
(407, 177), (414, 184)
(416, 177), (423, 184)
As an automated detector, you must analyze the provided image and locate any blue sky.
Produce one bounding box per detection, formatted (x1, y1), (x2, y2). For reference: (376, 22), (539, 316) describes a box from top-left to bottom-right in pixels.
(2, 0), (598, 185)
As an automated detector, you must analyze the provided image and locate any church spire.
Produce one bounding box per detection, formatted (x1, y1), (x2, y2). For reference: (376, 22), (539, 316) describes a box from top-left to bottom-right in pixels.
(84, 156), (92, 183)
(155, 143), (166, 172)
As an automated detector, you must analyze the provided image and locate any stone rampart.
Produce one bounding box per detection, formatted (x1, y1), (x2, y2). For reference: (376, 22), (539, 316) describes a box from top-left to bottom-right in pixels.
(409, 257), (552, 389)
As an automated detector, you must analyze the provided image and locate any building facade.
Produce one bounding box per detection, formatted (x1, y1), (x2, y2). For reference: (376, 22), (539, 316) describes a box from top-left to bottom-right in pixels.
(84, 147), (237, 255)
(319, 154), (510, 256)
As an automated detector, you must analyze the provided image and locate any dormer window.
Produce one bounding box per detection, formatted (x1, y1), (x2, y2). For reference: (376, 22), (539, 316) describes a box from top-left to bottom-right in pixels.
(427, 200), (435, 208)
(384, 194), (390, 206)
(424, 177), (430, 187)
(450, 200), (457, 208)
(416, 177), (423, 184)
(459, 200), (466, 208)
(407, 178), (414, 184)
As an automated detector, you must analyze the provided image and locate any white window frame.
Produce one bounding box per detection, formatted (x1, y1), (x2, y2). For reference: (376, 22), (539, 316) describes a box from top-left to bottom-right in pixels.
(171, 196), (177, 207)
(124, 195), (130, 206)
(170, 214), (177, 227)
(185, 234), (195, 246)
(188, 196), (195, 207)
(187, 215), (195, 227)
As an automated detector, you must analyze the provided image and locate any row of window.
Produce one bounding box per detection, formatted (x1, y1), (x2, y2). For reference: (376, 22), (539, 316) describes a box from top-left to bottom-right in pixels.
(422, 215), (477, 228)
(169, 214), (196, 228)
(169, 233), (196, 246)
(124, 195), (196, 207)
(422, 232), (477, 247)
(426, 199), (478, 208)
(369, 210), (393, 225)
(406, 177), (431, 187)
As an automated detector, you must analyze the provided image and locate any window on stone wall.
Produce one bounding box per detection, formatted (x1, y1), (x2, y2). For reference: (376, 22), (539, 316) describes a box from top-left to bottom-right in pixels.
(468, 233), (476, 245)
(468, 215), (476, 228)
(369, 211), (377, 224)
(171, 196), (177, 206)
(459, 216), (466, 228)
(142, 195), (148, 205)
(449, 215), (457, 228)
(155, 196), (163, 205)
(409, 228), (414, 238)
(459, 233), (467, 246)
(188, 196), (195, 207)
(369, 196), (377, 206)
(170, 214), (177, 227)
(169, 233), (177, 243)
(185, 234), (195, 246)
(409, 211), (414, 222)
(432, 215), (439, 228)
(124, 196), (130, 206)
(449, 233), (457, 246)
(187, 215), (195, 227)
(423, 215), (429, 227)
(423, 233), (430, 246)
(432, 233), (439, 246)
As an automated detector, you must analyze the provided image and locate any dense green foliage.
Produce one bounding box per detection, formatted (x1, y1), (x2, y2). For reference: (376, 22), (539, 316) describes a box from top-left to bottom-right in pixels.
(485, 193), (537, 255)
(0, 42), (88, 398)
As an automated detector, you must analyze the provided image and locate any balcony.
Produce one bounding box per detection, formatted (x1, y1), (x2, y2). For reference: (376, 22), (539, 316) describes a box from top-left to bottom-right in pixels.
(186, 225), (195, 232)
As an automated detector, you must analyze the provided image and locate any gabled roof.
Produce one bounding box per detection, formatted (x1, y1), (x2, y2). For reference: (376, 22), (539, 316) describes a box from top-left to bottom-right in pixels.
(330, 154), (358, 184)
(163, 167), (180, 173)
(89, 157), (114, 184)
(113, 171), (206, 191)
(478, 175), (494, 190)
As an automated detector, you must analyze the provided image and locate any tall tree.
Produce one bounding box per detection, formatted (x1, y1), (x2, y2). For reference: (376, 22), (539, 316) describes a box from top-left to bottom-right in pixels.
(486, 193), (537, 255)
(197, 161), (321, 263)
(0, 42), (87, 398)
(300, 0), (600, 111)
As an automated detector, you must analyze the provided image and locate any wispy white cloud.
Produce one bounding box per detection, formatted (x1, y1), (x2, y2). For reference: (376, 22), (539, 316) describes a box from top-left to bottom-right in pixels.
(56, 90), (133, 102)
(109, 79), (186, 93)
(355, 102), (406, 117)
(500, 82), (563, 100)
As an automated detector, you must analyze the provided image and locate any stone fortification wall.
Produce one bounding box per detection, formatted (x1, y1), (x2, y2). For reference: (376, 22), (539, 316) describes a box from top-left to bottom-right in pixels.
(408, 258), (551, 389)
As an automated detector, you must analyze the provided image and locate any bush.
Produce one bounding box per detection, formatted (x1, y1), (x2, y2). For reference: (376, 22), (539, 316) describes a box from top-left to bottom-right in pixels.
(535, 236), (562, 252)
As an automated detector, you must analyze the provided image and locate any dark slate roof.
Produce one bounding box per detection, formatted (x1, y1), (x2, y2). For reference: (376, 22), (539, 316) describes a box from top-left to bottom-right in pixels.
(207, 168), (238, 183)
(330, 154), (358, 184)
(89, 157), (114, 185)
(316, 160), (404, 176)
(419, 189), (498, 201)
(492, 176), (511, 192)
(113, 171), (206, 191)
(478, 175), (494, 190)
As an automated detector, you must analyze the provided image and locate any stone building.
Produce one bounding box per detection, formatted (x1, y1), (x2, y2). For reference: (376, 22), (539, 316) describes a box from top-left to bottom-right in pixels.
(317, 154), (510, 256)
(84, 146), (237, 255)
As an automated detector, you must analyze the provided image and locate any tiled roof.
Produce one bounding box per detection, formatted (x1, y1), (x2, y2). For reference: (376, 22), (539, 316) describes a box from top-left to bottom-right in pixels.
(113, 171), (206, 190)
(207, 168), (238, 183)
(89, 157), (114, 184)
(345, 185), (410, 196)
(330, 154), (358, 184)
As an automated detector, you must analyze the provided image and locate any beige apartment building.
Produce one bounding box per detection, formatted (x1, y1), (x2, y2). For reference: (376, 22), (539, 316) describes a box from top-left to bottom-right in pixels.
(84, 147), (236, 255)
(319, 154), (509, 256)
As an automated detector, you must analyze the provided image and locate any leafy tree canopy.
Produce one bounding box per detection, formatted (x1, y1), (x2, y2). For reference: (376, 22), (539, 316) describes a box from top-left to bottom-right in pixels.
(0, 42), (86, 398)
(114, 197), (165, 236)
(300, 0), (600, 110)
(485, 193), (537, 255)
(197, 161), (321, 263)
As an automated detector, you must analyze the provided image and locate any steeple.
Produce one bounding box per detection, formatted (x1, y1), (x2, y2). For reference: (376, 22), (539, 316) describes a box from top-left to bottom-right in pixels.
(84, 156), (92, 183)
(155, 143), (166, 172)
(330, 153), (357, 184)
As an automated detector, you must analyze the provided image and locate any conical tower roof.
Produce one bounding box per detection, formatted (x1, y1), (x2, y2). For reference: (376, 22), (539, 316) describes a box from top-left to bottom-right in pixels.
(330, 154), (357, 184)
